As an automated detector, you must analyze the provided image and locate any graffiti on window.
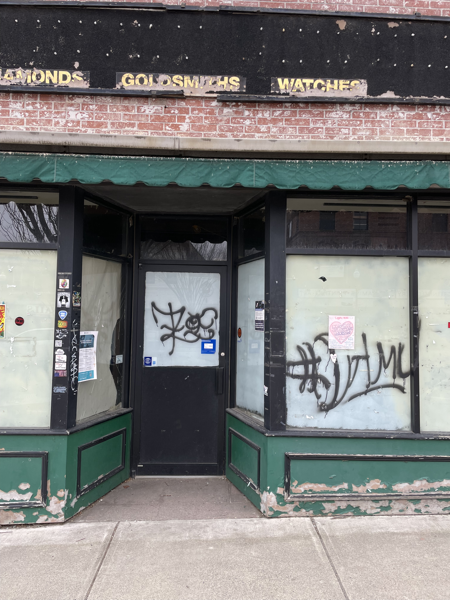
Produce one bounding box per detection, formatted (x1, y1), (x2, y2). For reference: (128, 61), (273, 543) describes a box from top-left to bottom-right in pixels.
(286, 332), (411, 413)
(151, 302), (218, 355)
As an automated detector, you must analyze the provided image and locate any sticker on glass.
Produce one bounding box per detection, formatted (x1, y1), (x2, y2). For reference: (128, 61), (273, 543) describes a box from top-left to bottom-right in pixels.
(59, 278), (70, 290)
(144, 356), (157, 366)
(328, 315), (355, 350)
(55, 340), (63, 348)
(58, 320), (68, 329)
(58, 310), (68, 320)
(255, 301), (264, 331)
(201, 339), (216, 354)
(0, 304), (5, 338)
(57, 291), (70, 308)
(72, 291), (81, 308)
(15, 316), (24, 326)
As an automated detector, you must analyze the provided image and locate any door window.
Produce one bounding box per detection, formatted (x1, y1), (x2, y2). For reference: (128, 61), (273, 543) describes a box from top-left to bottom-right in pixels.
(143, 271), (220, 367)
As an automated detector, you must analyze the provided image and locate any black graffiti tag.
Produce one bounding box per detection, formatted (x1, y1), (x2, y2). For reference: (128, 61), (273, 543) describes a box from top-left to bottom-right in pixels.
(286, 332), (411, 412)
(151, 302), (218, 355)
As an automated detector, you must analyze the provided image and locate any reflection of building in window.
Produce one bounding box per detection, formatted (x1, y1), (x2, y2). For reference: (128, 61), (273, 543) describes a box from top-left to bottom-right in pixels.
(319, 211), (336, 231)
(287, 208), (408, 250)
(353, 211), (369, 231)
(432, 213), (448, 232)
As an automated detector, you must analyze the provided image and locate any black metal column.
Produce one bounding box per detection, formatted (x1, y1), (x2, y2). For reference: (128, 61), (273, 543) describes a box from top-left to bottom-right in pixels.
(264, 190), (287, 431)
(409, 195), (420, 433)
(50, 186), (84, 430)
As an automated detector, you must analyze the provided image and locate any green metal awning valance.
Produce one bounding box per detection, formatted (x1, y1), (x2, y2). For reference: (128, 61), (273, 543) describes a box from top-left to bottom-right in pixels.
(0, 152), (450, 190)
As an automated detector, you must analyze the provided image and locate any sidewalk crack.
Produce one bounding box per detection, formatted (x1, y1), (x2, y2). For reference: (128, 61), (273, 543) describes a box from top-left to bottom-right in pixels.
(310, 517), (349, 600)
(84, 521), (120, 600)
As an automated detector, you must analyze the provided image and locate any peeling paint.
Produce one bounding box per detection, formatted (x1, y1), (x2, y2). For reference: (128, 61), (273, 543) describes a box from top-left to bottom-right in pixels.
(45, 489), (68, 520)
(290, 480), (349, 493)
(392, 478), (450, 493)
(352, 479), (387, 493)
(0, 489), (33, 502)
(18, 483), (30, 490)
(0, 510), (25, 525)
(56, 489), (65, 498)
(388, 21), (400, 28)
(336, 19), (347, 31)
(36, 514), (64, 524)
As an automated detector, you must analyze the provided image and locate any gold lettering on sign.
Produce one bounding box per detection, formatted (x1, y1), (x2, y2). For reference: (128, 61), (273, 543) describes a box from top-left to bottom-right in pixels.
(271, 77), (367, 98)
(116, 73), (246, 96)
(0, 68), (90, 88)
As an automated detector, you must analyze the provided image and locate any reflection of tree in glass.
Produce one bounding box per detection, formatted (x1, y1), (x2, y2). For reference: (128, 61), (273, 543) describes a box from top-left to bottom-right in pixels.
(0, 202), (58, 243)
(141, 239), (227, 261)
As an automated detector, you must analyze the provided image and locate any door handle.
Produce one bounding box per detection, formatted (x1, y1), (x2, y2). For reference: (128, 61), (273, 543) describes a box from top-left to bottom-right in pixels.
(215, 367), (224, 395)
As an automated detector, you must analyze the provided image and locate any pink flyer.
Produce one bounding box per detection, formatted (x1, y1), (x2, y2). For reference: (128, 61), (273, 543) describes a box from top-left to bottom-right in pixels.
(328, 315), (355, 350)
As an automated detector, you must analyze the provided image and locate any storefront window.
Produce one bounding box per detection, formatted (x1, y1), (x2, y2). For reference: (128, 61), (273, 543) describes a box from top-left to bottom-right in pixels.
(84, 200), (128, 256)
(286, 197), (408, 250)
(0, 249), (57, 427)
(418, 258), (450, 431)
(76, 255), (125, 423)
(418, 200), (450, 251)
(286, 255), (411, 431)
(235, 259), (265, 418)
(239, 206), (265, 258)
(140, 217), (227, 261)
(0, 191), (58, 243)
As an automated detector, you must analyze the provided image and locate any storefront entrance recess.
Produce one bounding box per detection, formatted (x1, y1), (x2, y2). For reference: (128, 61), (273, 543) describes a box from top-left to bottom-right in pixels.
(135, 264), (228, 475)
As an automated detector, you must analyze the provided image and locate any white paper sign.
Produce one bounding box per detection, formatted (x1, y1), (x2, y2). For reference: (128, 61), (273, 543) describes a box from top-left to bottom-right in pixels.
(328, 315), (355, 350)
(79, 331), (98, 382)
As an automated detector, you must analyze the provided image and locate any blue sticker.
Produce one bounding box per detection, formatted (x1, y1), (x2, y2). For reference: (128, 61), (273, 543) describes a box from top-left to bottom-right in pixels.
(144, 357), (152, 367)
(58, 310), (68, 320)
(201, 339), (216, 354)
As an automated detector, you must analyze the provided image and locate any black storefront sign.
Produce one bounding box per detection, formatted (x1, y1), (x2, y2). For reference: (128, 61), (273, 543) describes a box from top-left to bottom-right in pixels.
(2, 4), (450, 104)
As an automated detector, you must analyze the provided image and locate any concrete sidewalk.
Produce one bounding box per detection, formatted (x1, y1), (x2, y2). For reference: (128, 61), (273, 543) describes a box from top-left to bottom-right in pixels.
(2, 478), (450, 600)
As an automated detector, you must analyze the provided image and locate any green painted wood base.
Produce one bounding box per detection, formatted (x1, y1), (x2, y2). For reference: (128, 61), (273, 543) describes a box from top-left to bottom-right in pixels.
(0, 413), (131, 525)
(226, 413), (450, 517)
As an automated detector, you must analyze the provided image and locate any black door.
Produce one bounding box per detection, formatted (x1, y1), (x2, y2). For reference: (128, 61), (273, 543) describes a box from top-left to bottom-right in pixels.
(135, 264), (227, 475)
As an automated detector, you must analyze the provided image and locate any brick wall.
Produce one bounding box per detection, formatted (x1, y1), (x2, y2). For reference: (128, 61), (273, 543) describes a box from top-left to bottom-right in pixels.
(34, 0), (450, 18)
(2, 1), (449, 145)
(2, 92), (450, 141)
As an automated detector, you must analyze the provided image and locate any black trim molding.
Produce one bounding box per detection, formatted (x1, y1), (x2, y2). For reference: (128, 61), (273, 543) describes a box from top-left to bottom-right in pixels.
(76, 428), (126, 497)
(0, 451), (48, 509)
(284, 452), (450, 502)
(228, 428), (261, 491)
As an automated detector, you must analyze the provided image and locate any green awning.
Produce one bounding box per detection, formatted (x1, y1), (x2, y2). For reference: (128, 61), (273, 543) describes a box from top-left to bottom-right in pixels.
(0, 152), (449, 190)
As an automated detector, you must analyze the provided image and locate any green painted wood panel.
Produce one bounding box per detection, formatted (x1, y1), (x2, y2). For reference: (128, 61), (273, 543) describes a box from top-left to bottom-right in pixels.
(79, 432), (124, 493)
(0, 455), (44, 505)
(229, 431), (260, 489)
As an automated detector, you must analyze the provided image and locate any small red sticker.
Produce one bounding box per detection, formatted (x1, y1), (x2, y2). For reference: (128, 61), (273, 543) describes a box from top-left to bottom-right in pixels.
(15, 317), (24, 326)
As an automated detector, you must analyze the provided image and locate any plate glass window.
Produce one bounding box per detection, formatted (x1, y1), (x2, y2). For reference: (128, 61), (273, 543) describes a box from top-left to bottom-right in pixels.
(286, 198), (408, 250)
(0, 191), (58, 244)
(286, 255), (411, 431)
